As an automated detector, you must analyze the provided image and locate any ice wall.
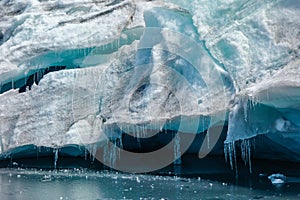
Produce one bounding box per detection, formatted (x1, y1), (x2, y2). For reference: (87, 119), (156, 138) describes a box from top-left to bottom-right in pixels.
(0, 0), (300, 166)
(0, 1), (232, 156)
(164, 0), (300, 164)
(165, 0), (300, 89)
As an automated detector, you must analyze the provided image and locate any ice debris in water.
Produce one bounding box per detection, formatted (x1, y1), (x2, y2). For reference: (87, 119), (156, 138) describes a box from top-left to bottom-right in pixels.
(268, 173), (286, 187)
(41, 175), (53, 182)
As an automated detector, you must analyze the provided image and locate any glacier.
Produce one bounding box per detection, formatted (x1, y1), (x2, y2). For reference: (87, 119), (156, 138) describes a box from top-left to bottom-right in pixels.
(0, 0), (300, 173)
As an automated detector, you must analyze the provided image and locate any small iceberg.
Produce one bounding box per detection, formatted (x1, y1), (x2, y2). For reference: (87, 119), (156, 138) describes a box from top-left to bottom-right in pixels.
(268, 173), (286, 188)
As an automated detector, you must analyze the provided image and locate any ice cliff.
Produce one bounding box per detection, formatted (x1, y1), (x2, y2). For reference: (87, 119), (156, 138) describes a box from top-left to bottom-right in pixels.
(0, 0), (300, 168)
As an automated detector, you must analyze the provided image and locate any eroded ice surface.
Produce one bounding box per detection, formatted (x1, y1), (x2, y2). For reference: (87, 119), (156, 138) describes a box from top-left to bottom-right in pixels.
(0, 0), (300, 166)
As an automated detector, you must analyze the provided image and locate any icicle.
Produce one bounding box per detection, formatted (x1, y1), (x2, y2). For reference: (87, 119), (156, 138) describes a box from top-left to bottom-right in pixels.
(0, 135), (3, 154)
(11, 78), (14, 89)
(248, 146), (252, 174)
(224, 141), (237, 174)
(233, 143), (238, 175)
(84, 148), (88, 161)
(207, 128), (210, 149)
(103, 141), (118, 169)
(249, 95), (258, 111)
(116, 138), (122, 161)
(224, 144), (228, 163)
(135, 125), (141, 148)
(159, 125), (163, 132)
(103, 142), (108, 168)
(174, 133), (181, 165)
(240, 139), (252, 173)
(243, 98), (248, 122)
(173, 132), (182, 175)
(241, 140), (247, 164)
(201, 117), (204, 133)
(54, 149), (58, 169)
(113, 144), (118, 168)
(36, 146), (39, 160)
(92, 144), (97, 162)
(89, 145), (93, 160)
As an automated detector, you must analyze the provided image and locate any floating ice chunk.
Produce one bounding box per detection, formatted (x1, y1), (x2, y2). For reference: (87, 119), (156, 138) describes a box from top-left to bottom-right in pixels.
(268, 173), (286, 187)
(274, 118), (291, 132)
(41, 175), (53, 182)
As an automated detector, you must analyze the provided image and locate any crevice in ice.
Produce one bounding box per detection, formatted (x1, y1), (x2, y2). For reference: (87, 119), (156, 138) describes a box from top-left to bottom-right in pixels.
(106, 0), (125, 7)
(58, 2), (132, 25)
(18, 66), (66, 93)
(0, 26), (143, 94)
(0, 29), (3, 45)
(20, 26), (143, 74)
(0, 66), (66, 94)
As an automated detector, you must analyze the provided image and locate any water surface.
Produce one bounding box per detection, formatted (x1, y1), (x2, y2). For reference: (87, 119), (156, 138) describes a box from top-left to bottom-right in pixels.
(0, 168), (299, 200)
